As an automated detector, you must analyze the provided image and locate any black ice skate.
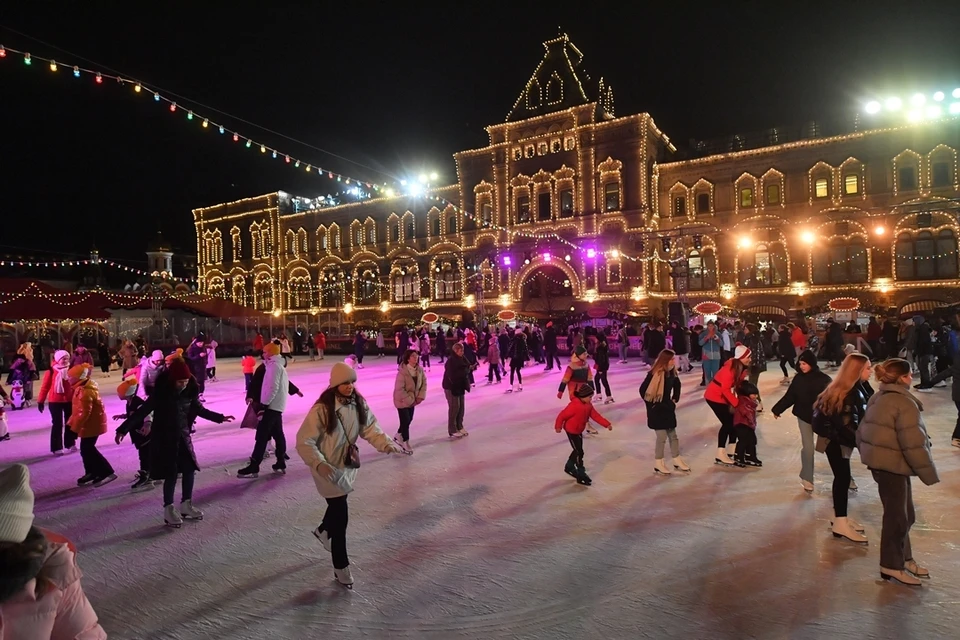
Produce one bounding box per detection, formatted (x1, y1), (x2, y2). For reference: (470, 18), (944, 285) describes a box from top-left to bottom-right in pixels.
(564, 460), (577, 478)
(744, 456), (763, 468)
(237, 461), (260, 478)
(576, 467), (592, 486)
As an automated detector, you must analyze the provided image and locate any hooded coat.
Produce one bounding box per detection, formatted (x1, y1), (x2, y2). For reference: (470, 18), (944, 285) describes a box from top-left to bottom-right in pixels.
(771, 354), (831, 424)
(118, 371), (227, 480)
(856, 383), (939, 486)
(66, 380), (107, 439)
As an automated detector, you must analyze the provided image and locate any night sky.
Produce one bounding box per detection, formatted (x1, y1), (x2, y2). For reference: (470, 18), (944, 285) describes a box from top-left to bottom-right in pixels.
(1, 2), (959, 266)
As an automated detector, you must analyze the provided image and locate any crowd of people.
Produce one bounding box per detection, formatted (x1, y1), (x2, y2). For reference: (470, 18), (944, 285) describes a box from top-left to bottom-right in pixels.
(0, 307), (957, 631)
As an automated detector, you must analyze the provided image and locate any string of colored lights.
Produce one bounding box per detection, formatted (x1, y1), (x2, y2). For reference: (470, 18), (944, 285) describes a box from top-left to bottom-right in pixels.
(0, 256), (196, 282)
(0, 44), (392, 194)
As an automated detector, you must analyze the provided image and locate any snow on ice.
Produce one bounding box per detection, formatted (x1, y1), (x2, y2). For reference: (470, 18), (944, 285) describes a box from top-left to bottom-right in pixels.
(2, 356), (958, 639)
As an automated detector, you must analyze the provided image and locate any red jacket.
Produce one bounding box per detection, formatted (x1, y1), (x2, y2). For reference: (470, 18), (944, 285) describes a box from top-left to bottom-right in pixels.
(791, 327), (806, 349)
(314, 333), (326, 349)
(733, 395), (758, 430)
(241, 355), (256, 374)
(555, 399), (611, 435)
(703, 360), (747, 407)
(253, 335), (264, 351)
(38, 368), (73, 404)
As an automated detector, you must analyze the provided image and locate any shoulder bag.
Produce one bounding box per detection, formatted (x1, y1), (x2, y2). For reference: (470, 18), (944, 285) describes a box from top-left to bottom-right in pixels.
(335, 407), (361, 469)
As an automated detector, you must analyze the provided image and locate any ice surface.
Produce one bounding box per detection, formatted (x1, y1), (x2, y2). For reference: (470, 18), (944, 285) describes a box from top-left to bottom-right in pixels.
(2, 355), (958, 640)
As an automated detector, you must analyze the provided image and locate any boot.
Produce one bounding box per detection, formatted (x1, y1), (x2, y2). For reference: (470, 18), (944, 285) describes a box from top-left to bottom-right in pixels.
(576, 466), (592, 486)
(604, 397), (615, 404)
(77, 473), (97, 486)
(164, 504), (183, 528)
(715, 448), (735, 466)
(904, 559), (930, 578)
(564, 459), (578, 478)
(272, 462), (287, 474)
(830, 515), (865, 533)
(880, 568), (922, 586)
(180, 500), (203, 521)
(673, 456), (691, 472)
(832, 517), (868, 544)
(334, 566), (354, 588)
(313, 527), (332, 553)
(237, 460), (260, 479)
(654, 459), (672, 475)
(725, 443), (737, 458)
(131, 470), (153, 492)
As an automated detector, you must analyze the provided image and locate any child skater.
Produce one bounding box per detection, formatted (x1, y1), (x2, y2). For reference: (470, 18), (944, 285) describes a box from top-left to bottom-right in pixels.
(419, 330), (431, 371)
(639, 349), (690, 475)
(558, 346), (596, 432)
(733, 380), (761, 467)
(241, 350), (257, 392)
(113, 375), (154, 491)
(486, 336), (502, 384)
(554, 384), (612, 486)
(65, 364), (117, 487)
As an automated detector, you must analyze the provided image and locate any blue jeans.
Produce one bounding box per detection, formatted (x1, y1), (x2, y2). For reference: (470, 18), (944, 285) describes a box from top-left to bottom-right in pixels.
(702, 358), (720, 383)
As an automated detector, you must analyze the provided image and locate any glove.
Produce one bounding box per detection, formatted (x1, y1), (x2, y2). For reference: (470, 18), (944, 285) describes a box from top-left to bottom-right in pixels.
(37, 401), (45, 413)
(556, 392), (563, 399)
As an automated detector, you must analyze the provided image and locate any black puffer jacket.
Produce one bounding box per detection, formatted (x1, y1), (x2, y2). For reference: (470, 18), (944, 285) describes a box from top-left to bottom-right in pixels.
(777, 329), (794, 358)
(594, 341), (611, 372)
(812, 385), (868, 449)
(771, 365), (831, 424)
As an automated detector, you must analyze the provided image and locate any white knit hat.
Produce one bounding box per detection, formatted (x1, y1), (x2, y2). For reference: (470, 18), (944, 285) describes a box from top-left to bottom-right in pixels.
(734, 344), (751, 361)
(0, 464), (35, 543)
(53, 350), (70, 364)
(328, 362), (358, 389)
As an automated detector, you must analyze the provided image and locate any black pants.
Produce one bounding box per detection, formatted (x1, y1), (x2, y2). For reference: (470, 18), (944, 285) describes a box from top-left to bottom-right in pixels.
(80, 436), (114, 478)
(566, 432), (584, 468)
(163, 471), (195, 507)
(734, 426), (758, 460)
(397, 407), (414, 442)
(595, 370), (611, 397)
(100, 360), (110, 374)
(954, 399), (960, 440)
(195, 372), (206, 395)
(545, 349), (561, 370)
(251, 409), (286, 468)
(49, 402), (76, 452)
(207, 367), (216, 379)
(355, 351), (364, 364)
(707, 400), (736, 447)
(319, 495), (350, 569)
(779, 354), (795, 376)
(872, 469), (915, 570)
(487, 363), (501, 382)
(824, 440), (851, 517)
(244, 373), (253, 392)
(510, 363), (523, 385)
(137, 442), (151, 472)
(421, 352), (430, 368)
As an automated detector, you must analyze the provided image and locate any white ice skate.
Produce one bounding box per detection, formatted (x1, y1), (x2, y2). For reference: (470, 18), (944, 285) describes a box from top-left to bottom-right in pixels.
(714, 448), (735, 466)
(654, 459), (672, 475)
(801, 479), (814, 493)
(830, 515), (865, 533)
(904, 559), (930, 578)
(180, 500), (203, 521)
(832, 517), (868, 544)
(334, 566), (354, 588)
(312, 527), (332, 553)
(880, 568), (922, 586)
(673, 456), (691, 472)
(517, 384), (522, 392)
(164, 504), (183, 528)
(604, 397), (615, 404)
(725, 443), (737, 458)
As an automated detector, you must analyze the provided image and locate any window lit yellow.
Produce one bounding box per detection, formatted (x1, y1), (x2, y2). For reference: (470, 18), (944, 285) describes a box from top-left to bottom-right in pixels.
(815, 178), (829, 198)
(844, 174), (859, 194)
(740, 188), (753, 208)
(766, 184), (780, 205)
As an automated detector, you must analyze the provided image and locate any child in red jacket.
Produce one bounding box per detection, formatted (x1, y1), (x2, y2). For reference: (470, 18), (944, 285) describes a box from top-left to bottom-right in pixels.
(554, 384), (612, 486)
(733, 381), (761, 468)
(241, 351), (257, 392)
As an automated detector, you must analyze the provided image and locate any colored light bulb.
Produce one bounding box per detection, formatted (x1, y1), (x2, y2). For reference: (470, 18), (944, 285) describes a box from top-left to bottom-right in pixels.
(306, 165), (311, 172)
(294, 161), (300, 167)
(154, 92), (160, 101)
(187, 111), (194, 120)
(95, 72), (103, 84)
(0, 46), (6, 57)
(134, 83), (141, 93)
(202, 119), (208, 128)
(272, 151), (277, 158)
(285, 155), (290, 163)
(169, 102), (177, 112)
(245, 140), (252, 148)
(23, 53), (31, 65)
(233, 133), (239, 142)
(219, 126), (225, 134)
(260, 145), (266, 153)
(73, 66), (80, 77)
(49, 60), (57, 71)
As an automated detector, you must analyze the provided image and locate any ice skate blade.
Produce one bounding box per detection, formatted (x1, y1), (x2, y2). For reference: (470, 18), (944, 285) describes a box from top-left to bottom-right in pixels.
(714, 459), (735, 466)
(182, 515), (203, 521)
(833, 532), (868, 545)
(237, 472), (259, 479)
(164, 521), (182, 529)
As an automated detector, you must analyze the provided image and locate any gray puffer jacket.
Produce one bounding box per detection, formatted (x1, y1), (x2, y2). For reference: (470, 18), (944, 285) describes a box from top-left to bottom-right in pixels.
(856, 383), (939, 486)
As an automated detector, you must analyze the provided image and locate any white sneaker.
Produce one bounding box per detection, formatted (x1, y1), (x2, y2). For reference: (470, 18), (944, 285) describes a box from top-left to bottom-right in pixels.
(312, 527), (332, 553)
(164, 504), (183, 528)
(715, 448), (735, 466)
(917, 387), (933, 393)
(673, 456), (691, 472)
(180, 500), (203, 521)
(832, 517), (868, 544)
(935, 381), (948, 388)
(334, 566), (354, 588)
(654, 459), (672, 475)
(801, 479), (814, 492)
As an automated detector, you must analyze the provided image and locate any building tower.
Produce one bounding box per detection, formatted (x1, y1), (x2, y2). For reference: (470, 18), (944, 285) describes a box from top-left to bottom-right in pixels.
(146, 232), (174, 278)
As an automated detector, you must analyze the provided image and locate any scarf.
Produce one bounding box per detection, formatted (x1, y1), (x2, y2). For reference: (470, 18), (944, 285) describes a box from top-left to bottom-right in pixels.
(335, 390), (356, 407)
(53, 364), (69, 395)
(643, 367), (674, 404)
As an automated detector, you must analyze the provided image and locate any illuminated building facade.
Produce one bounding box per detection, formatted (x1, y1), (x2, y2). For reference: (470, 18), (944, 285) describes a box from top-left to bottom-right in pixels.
(194, 34), (960, 325)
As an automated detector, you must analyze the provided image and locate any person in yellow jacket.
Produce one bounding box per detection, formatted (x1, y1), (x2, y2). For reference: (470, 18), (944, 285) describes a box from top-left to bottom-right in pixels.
(296, 362), (402, 589)
(65, 364), (116, 488)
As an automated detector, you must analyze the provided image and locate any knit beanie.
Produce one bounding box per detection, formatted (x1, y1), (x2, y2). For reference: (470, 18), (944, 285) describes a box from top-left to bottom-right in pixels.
(843, 344), (857, 355)
(796, 349), (819, 370)
(573, 345), (588, 361)
(0, 464), (35, 544)
(328, 362), (358, 389)
(117, 375), (139, 399)
(67, 363), (92, 382)
(166, 358), (192, 382)
(165, 348), (184, 366)
(574, 384), (595, 399)
(53, 349), (70, 365)
(912, 315), (924, 326)
(263, 342), (281, 358)
(149, 350), (164, 363)
(734, 344), (751, 361)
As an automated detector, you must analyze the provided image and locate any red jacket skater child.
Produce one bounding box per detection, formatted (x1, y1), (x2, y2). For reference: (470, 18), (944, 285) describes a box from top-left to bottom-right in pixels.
(554, 384), (612, 486)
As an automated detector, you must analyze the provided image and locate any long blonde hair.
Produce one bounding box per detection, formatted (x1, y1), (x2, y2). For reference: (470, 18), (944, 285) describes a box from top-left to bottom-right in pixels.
(815, 353), (869, 415)
(650, 349), (676, 375)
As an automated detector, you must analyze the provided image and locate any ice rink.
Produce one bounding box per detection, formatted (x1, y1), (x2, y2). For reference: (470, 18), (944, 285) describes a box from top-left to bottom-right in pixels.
(2, 354), (958, 640)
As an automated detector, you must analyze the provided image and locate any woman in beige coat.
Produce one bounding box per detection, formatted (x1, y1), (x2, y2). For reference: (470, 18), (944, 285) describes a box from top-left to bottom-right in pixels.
(296, 362), (401, 588)
(392, 349), (427, 454)
(857, 358), (939, 587)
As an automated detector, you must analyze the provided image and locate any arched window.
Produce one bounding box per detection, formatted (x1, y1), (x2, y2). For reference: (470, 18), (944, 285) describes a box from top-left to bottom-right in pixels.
(740, 243), (787, 287)
(434, 263), (460, 300)
(897, 230), (958, 280)
(393, 271), (418, 302)
(449, 215), (457, 234)
(687, 250), (717, 290)
(812, 239), (868, 284)
(431, 217), (441, 237)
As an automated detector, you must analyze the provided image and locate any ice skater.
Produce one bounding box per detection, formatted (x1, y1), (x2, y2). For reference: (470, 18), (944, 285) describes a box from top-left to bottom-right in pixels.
(118, 354), (234, 527)
(113, 375), (154, 491)
(37, 350), (76, 455)
(733, 381), (761, 467)
(138, 349), (166, 399)
(393, 349), (426, 454)
(557, 346), (596, 431)
(0, 383), (8, 442)
(704, 344), (751, 465)
(419, 330), (431, 371)
(639, 349), (689, 475)
(593, 333), (614, 403)
(554, 384), (612, 486)
(486, 336), (502, 384)
(66, 364), (117, 488)
(507, 328), (528, 393)
(243, 342), (302, 468)
(295, 363), (403, 588)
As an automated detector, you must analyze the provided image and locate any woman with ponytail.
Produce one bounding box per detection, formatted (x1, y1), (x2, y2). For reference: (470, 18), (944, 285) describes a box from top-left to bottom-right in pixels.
(857, 358), (939, 586)
(812, 353), (871, 544)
